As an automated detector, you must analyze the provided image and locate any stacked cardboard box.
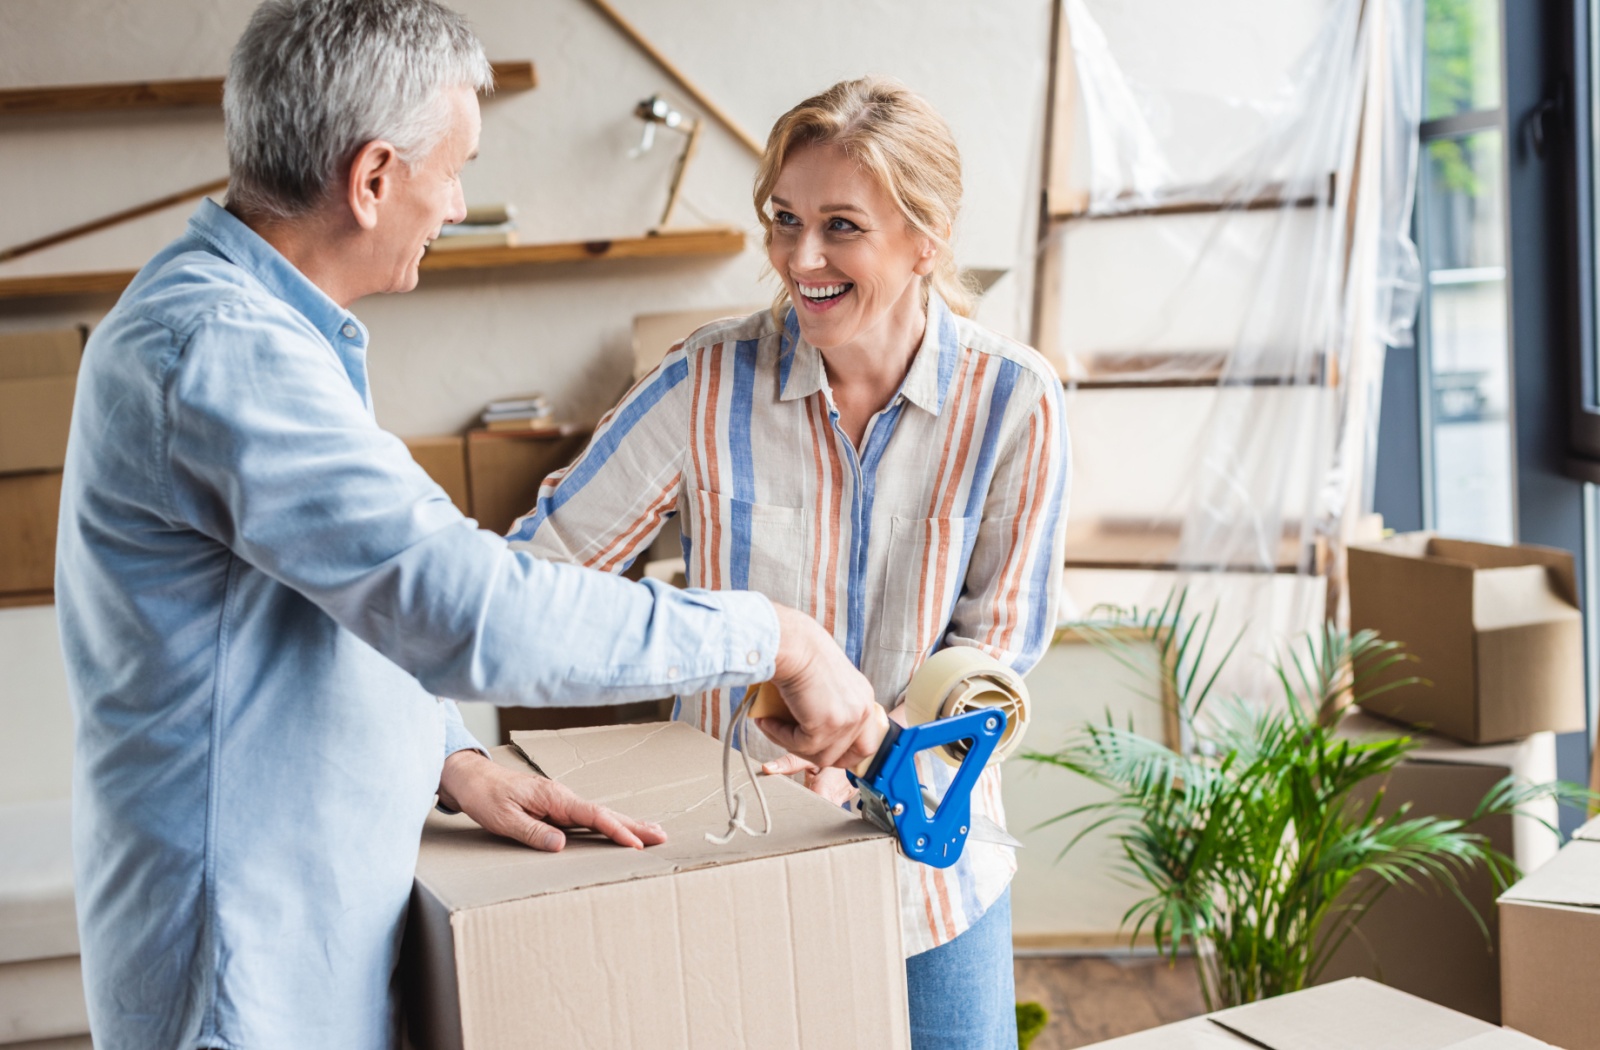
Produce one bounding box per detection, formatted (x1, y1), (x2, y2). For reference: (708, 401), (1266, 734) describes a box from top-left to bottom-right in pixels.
(1499, 820), (1600, 1049)
(1347, 533), (1584, 743)
(1079, 977), (1552, 1048)
(1319, 534), (1584, 1023)
(1316, 713), (1558, 1022)
(0, 329), (84, 605)
(0, 799), (91, 1048)
(402, 723), (908, 1049)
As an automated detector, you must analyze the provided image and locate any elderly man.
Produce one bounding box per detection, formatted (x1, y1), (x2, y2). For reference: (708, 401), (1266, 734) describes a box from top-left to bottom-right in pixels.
(54, 1), (881, 1046)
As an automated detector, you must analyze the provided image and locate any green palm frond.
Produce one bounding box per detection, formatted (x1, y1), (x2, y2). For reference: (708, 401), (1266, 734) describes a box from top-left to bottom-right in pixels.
(1024, 586), (1595, 1010)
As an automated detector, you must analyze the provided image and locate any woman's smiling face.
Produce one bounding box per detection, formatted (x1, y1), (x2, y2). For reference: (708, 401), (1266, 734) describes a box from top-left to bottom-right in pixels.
(766, 142), (937, 356)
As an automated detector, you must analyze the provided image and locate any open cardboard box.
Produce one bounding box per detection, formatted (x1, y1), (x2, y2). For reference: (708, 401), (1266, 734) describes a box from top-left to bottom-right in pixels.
(1499, 825), (1600, 1049)
(1347, 533), (1584, 744)
(402, 722), (907, 1050)
(1316, 712), (1559, 1022)
(1082, 977), (1552, 1048)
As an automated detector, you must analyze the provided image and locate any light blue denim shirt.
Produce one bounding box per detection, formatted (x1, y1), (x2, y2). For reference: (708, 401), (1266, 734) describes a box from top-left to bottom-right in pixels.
(55, 199), (780, 1049)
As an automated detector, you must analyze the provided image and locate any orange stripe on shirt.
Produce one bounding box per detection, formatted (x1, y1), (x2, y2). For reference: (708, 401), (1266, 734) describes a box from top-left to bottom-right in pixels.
(595, 473), (681, 573)
(915, 350), (977, 653)
(924, 354), (991, 650)
(806, 395), (829, 624)
(988, 402), (1054, 655)
(701, 347), (725, 592)
(817, 395), (845, 637)
(985, 413), (1040, 650)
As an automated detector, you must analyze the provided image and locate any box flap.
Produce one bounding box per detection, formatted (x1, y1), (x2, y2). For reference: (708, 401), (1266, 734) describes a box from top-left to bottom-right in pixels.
(1338, 710), (1529, 770)
(1431, 536), (1579, 608)
(1499, 839), (1600, 909)
(1208, 978), (1497, 1049)
(415, 723), (888, 912)
(1079, 1017), (1255, 1048)
(1349, 531), (1436, 560)
(1473, 565), (1582, 631)
(0, 328), (82, 381)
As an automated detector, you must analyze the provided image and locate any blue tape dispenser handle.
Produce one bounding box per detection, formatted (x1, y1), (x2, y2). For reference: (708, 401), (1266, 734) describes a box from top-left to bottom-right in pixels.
(849, 707), (1006, 869)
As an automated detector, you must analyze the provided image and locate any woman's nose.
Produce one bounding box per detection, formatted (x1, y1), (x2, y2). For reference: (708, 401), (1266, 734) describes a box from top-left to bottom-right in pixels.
(792, 228), (826, 271)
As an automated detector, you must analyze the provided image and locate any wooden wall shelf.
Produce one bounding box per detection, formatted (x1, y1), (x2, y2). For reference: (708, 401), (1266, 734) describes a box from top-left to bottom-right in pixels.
(0, 228), (746, 301)
(0, 60), (536, 117)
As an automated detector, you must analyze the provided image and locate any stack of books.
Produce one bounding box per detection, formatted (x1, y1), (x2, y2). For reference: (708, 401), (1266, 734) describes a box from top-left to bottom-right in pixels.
(431, 203), (519, 252)
(480, 393), (557, 433)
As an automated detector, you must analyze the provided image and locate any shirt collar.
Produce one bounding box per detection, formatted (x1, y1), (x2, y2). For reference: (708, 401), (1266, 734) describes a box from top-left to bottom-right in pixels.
(185, 198), (368, 352)
(777, 291), (960, 415)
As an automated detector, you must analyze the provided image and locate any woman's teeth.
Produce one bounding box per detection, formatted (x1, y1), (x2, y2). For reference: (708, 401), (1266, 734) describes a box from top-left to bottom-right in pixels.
(800, 283), (850, 301)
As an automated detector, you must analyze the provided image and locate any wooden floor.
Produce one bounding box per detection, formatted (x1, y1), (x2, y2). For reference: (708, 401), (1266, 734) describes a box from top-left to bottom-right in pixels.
(1013, 954), (1207, 1048)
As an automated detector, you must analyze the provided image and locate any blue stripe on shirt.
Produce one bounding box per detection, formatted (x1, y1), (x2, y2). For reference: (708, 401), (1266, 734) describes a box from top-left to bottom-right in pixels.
(506, 355), (689, 541)
(1022, 385), (1071, 663)
(845, 400), (907, 667)
(728, 339), (759, 590)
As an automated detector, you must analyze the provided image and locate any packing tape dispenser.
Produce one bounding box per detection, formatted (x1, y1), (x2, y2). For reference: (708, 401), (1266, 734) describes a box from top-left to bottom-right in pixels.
(751, 647), (1029, 868)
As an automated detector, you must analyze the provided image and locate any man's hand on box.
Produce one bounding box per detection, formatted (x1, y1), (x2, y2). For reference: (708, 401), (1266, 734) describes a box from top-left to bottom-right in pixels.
(757, 604), (886, 771)
(437, 750), (667, 852)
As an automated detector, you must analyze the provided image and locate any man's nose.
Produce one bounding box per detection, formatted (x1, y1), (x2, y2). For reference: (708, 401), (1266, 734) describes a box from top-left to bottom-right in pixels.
(444, 180), (468, 225)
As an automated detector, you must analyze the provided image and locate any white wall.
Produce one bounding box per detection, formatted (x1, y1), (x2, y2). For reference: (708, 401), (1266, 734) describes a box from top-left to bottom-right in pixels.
(0, 0), (1053, 799)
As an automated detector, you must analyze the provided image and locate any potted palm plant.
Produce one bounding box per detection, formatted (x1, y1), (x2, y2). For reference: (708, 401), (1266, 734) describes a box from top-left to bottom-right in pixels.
(1025, 590), (1584, 1010)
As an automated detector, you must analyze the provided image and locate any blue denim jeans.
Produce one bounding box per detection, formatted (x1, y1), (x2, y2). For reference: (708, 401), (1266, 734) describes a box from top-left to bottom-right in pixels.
(905, 889), (1018, 1049)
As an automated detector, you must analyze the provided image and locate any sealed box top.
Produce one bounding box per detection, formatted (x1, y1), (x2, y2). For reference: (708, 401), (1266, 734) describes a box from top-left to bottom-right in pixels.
(414, 722), (887, 913)
(1086, 979), (1547, 1048)
(1338, 710), (1548, 771)
(1500, 838), (1600, 910)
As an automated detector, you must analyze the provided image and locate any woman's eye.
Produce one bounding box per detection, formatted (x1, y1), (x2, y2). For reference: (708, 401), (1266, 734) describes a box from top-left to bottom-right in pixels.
(827, 217), (860, 233)
(774, 210), (800, 227)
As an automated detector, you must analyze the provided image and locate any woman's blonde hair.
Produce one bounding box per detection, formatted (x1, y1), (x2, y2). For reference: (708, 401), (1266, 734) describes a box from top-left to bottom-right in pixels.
(753, 76), (976, 320)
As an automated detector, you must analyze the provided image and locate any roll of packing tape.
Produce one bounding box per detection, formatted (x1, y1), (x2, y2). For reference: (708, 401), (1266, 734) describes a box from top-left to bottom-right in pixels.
(904, 647), (1030, 768)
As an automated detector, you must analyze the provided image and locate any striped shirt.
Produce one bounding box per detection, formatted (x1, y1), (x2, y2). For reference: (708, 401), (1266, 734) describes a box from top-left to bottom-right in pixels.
(508, 293), (1070, 955)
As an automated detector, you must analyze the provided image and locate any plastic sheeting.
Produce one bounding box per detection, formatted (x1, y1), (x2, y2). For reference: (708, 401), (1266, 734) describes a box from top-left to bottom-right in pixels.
(1042, 0), (1423, 693)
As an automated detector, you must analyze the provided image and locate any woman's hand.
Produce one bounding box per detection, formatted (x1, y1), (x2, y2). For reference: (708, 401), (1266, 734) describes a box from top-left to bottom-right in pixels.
(762, 753), (858, 807)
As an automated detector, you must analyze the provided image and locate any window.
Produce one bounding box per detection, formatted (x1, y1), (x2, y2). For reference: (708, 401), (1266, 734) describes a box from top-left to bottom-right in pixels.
(1417, 0), (1515, 542)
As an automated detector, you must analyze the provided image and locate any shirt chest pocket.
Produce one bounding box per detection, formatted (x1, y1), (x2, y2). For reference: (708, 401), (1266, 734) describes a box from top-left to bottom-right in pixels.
(685, 489), (805, 609)
(879, 513), (982, 653)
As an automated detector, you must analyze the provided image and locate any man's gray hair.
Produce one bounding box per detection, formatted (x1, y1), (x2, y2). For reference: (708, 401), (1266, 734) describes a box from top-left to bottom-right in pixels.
(223, 0), (492, 221)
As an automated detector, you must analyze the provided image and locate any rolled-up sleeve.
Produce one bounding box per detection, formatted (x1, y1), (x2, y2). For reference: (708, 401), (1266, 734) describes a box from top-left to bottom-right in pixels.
(161, 303), (779, 706)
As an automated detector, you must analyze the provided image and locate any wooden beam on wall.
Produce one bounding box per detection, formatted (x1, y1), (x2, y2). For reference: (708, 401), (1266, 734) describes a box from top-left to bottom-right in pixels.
(0, 60), (536, 117)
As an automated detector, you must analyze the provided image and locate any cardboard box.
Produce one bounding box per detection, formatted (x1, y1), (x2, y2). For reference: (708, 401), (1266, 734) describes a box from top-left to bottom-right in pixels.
(464, 428), (589, 536)
(0, 799), (90, 1044)
(0, 471), (63, 599)
(404, 435), (471, 515)
(403, 723), (907, 1050)
(0, 329), (83, 476)
(1317, 712), (1559, 1022)
(1082, 977), (1551, 1048)
(1348, 533), (1584, 743)
(1499, 833), (1600, 1048)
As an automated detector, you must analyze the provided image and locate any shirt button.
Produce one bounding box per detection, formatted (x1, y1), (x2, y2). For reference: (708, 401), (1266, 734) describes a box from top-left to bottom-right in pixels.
(341, 323), (358, 338)
(667, 666), (680, 678)
(746, 650), (762, 665)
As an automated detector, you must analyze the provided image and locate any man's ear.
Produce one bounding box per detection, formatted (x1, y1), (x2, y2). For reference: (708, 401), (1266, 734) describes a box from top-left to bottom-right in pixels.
(346, 139), (401, 231)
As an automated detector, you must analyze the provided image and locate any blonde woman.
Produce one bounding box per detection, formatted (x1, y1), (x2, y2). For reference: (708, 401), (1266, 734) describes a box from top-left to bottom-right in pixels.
(509, 77), (1069, 1048)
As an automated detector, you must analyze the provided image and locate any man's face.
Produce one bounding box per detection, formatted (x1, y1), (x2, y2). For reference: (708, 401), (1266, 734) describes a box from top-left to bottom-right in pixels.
(370, 86), (480, 295)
